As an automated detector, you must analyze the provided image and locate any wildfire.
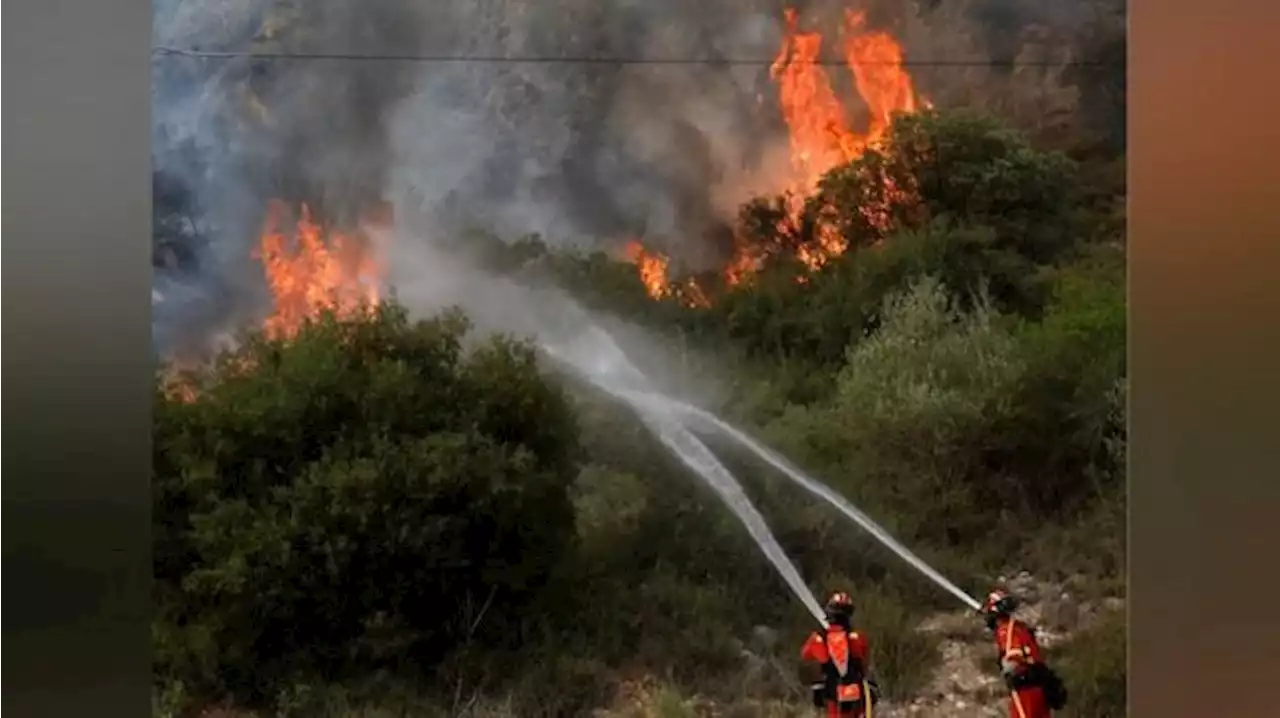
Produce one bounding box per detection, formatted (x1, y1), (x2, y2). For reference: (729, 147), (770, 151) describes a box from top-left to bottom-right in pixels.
(162, 367), (201, 403)
(622, 239), (710, 308)
(254, 201), (383, 340)
(624, 240), (671, 300)
(843, 9), (926, 142)
(771, 7), (867, 199)
(624, 4), (924, 301)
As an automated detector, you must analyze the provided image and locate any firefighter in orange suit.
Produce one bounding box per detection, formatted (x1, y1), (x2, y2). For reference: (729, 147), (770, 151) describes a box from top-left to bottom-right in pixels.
(981, 588), (1057, 718)
(801, 591), (879, 717)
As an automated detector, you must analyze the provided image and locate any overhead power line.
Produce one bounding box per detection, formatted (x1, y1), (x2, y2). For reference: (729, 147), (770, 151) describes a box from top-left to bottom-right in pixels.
(151, 46), (1121, 68)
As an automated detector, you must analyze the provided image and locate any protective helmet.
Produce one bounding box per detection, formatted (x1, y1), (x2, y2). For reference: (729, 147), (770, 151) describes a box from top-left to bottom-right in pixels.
(825, 591), (854, 623)
(981, 588), (1018, 628)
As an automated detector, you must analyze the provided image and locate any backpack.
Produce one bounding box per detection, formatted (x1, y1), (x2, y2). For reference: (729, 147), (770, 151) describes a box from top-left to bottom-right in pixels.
(1037, 664), (1069, 710)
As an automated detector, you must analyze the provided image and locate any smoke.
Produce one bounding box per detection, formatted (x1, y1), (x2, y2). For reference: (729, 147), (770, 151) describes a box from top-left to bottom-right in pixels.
(152, 0), (429, 356)
(382, 1), (797, 264)
(372, 219), (719, 408)
(150, 0), (824, 360)
(151, 0), (795, 354)
(151, 0), (1121, 359)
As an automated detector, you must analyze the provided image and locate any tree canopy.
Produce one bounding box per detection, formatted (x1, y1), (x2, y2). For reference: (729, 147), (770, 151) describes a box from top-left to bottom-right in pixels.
(154, 306), (581, 704)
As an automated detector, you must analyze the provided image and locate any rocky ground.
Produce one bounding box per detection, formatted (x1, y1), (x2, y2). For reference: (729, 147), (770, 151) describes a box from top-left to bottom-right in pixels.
(598, 572), (1125, 718)
(852, 572), (1123, 718)
(194, 573), (1124, 717)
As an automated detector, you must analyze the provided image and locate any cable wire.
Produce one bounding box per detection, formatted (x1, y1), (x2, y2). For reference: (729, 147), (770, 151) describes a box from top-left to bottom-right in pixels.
(151, 46), (1120, 68)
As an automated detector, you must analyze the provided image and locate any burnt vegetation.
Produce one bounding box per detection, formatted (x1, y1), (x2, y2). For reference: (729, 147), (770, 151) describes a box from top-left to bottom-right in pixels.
(153, 5), (1127, 718)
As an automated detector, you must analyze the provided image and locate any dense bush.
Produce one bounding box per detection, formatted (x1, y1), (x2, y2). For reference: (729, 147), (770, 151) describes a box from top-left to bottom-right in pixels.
(701, 111), (1082, 371)
(756, 276), (1023, 555)
(809, 110), (1078, 260)
(153, 305), (581, 707)
(1055, 609), (1127, 718)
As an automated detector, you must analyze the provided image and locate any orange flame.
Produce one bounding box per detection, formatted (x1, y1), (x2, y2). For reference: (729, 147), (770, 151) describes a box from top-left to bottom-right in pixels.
(771, 7), (867, 197)
(624, 239), (671, 300)
(843, 10), (923, 147)
(254, 201), (383, 340)
(628, 5), (925, 300)
(162, 369), (200, 403)
(160, 202), (387, 403)
(622, 239), (711, 308)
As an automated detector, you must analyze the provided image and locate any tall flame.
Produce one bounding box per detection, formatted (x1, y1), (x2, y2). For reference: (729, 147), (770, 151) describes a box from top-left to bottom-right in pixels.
(771, 7), (867, 195)
(622, 240), (710, 308)
(163, 202), (386, 404)
(624, 239), (671, 300)
(254, 201), (383, 340)
(624, 5), (924, 301)
(844, 9), (928, 141)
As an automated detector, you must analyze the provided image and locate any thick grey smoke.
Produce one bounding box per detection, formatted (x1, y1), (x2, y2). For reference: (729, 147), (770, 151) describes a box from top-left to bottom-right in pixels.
(152, 0), (430, 355)
(382, 1), (797, 262)
(151, 0), (800, 355)
(151, 0), (1118, 358)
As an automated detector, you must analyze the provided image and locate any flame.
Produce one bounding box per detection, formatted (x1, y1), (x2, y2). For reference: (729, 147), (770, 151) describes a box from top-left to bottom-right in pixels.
(626, 5), (925, 300)
(254, 201), (383, 340)
(163, 371), (200, 403)
(160, 355), (215, 404)
(159, 202), (387, 403)
(622, 239), (711, 308)
(624, 239), (671, 300)
(771, 7), (867, 198)
(843, 10), (924, 148)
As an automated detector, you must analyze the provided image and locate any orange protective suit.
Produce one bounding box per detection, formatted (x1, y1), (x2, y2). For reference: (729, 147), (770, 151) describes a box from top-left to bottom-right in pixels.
(993, 617), (1052, 718)
(801, 623), (873, 717)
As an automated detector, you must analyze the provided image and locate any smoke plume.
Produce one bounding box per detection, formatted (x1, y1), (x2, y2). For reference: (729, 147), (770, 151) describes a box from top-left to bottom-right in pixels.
(151, 0), (1119, 357)
(152, 0), (795, 354)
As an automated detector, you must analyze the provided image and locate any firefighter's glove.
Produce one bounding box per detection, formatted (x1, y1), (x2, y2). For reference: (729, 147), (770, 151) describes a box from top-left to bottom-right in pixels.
(809, 683), (826, 708)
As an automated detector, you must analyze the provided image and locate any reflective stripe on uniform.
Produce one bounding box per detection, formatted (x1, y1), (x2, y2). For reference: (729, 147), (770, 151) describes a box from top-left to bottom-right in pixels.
(1011, 690), (1030, 718)
(1005, 619), (1035, 718)
(836, 683), (861, 701)
(828, 630), (850, 677)
(1002, 621), (1035, 666)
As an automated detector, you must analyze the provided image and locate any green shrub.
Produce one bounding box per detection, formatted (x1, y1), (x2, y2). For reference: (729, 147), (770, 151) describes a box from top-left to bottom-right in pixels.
(713, 109), (1080, 368)
(992, 252), (1127, 516)
(730, 109), (1078, 280)
(707, 220), (1050, 371)
(856, 589), (939, 702)
(1055, 609), (1127, 717)
(808, 110), (1079, 262)
(153, 304), (581, 709)
(763, 275), (1026, 550)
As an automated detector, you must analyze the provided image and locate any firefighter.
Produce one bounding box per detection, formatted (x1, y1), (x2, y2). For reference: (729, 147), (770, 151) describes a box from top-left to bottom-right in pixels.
(800, 591), (879, 717)
(980, 588), (1065, 718)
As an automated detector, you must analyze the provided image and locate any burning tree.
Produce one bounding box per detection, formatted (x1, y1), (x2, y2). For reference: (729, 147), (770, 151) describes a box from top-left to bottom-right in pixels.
(624, 5), (931, 300)
(254, 200), (385, 340)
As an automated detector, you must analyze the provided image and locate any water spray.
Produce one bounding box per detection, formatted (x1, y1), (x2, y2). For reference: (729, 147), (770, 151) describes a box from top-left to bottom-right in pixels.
(534, 300), (979, 620)
(627, 392), (984, 612)
(538, 341), (829, 627)
(636, 410), (829, 626)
